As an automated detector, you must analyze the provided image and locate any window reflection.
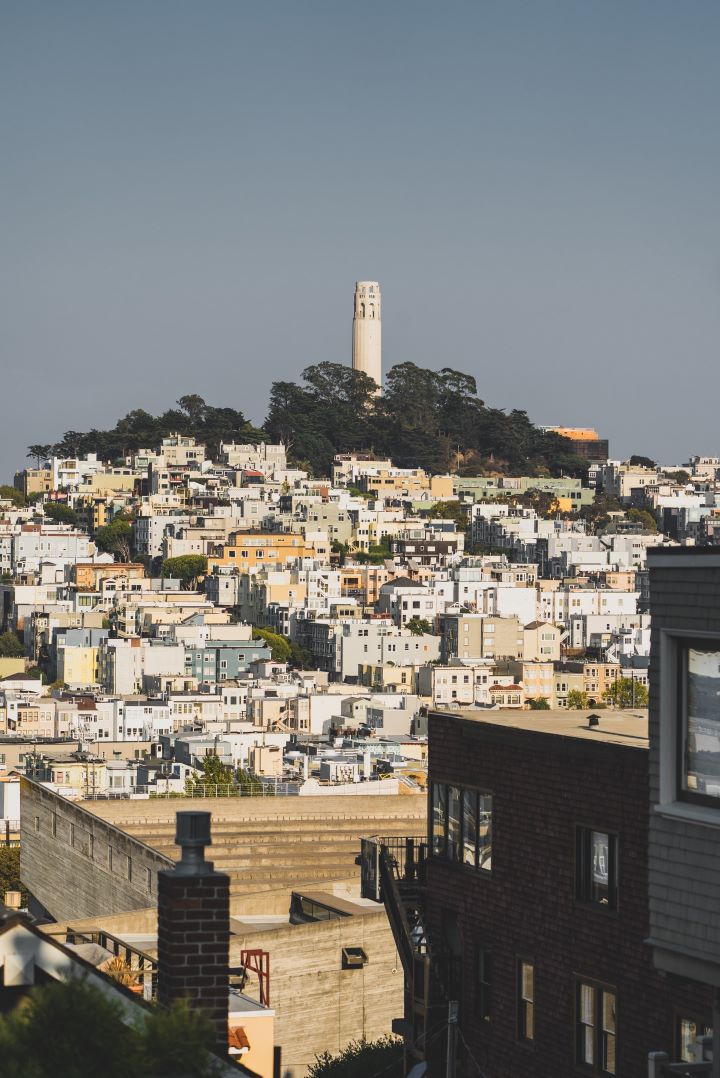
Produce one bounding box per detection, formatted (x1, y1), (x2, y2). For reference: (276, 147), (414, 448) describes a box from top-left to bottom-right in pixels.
(683, 647), (720, 801)
(430, 782), (492, 873)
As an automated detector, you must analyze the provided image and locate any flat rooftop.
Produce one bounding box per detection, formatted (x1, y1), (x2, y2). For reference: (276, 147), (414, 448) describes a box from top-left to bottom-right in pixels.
(431, 707), (648, 748)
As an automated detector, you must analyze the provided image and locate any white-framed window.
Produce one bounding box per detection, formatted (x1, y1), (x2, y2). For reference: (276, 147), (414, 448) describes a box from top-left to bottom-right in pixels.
(576, 980), (616, 1074)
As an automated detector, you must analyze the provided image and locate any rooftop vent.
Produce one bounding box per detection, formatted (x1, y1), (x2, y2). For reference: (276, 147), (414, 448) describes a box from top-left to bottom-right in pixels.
(174, 810), (213, 875)
(587, 714), (600, 729)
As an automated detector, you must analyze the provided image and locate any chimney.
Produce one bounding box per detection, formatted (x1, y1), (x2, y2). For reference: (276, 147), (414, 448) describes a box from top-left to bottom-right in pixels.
(157, 811), (229, 1056)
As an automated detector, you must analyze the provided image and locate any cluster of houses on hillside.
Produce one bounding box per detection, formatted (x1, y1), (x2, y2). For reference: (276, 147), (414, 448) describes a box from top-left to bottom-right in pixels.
(0, 437), (717, 804)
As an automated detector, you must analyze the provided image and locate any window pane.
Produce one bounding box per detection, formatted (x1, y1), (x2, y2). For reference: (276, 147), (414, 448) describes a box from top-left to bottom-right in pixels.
(680, 1019), (698, 1063)
(591, 831), (610, 904)
(602, 991), (616, 1074)
(521, 963), (534, 1001)
(684, 647), (720, 798)
(447, 786), (462, 861)
(578, 983), (596, 1066)
(432, 784), (446, 856)
(462, 789), (478, 867)
(525, 1001), (534, 1040)
(580, 983), (595, 1024)
(478, 793), (492, 871)
(581, 1026), (594, 1066)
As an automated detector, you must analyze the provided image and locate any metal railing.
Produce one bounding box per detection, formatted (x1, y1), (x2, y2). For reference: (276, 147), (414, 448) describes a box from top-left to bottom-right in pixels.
(60, 927), (158, 999)
(79, 781), (301, 800)
(649, 1048), (712, 1076)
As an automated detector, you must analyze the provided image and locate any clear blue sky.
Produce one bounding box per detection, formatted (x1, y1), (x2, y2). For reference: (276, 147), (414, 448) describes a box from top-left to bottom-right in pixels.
(2, 1), (719, 478)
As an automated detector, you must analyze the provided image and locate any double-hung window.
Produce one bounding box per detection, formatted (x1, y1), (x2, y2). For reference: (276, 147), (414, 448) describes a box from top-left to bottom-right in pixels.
(517, 959), (534, 1042)
(576, 980), (616, 1074)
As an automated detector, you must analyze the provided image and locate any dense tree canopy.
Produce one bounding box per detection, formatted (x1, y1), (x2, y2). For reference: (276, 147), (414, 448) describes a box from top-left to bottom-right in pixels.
(265, 362), (590, 477)
(0, 486), (25, 508)
(161, 555), (208, 589)
(308, 1036), (403, 1078)
(94, 516), (133, 562)
(38, 396), (265, 463)
(43, 502), (78, 525)
(603, 678), (649, 709)
(0, 631), (25, 658)
(27, 367), (591, 480)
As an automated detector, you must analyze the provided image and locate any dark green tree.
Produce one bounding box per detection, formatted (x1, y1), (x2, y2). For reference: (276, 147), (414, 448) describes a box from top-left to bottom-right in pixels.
(43, 502), (78, 525)
(0, 631), (25, 658)
(161, 554), (208, 589)
(308, 1036), (403, 1078)
(0, 977), (221, 1078)
(0, 486), (25, 508)
(186, 754), (236, 794)
(0, 849), (28, 904)
(527, 697), (551, 710)
(626, 508), (658, 533)
(602, 678), (649, 709)
(428, 500), (469, 530)
(94, 516), (133, 562)
(236, 767), (265, 795)
(628, 455), (656, 469)
(405, 617), (433, 636)
(251, 627), (291, 663)
(26, 444), (53, 468)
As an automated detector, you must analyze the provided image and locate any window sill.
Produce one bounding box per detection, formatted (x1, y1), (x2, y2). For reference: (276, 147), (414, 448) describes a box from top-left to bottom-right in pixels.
(654, 801), (720, 831)
(573, 900), (618, 918)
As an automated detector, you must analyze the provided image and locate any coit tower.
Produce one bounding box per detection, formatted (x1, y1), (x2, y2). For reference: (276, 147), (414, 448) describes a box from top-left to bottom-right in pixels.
(352, 280), (382, 391)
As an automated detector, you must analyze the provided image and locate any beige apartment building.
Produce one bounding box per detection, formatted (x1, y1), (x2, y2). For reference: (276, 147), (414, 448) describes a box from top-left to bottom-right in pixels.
(441, 613), (524, 662)
(522, 621), (562, 662)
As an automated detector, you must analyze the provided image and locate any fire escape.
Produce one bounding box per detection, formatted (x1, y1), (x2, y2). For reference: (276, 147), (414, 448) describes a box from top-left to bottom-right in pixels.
(360, 836), (458, 1073)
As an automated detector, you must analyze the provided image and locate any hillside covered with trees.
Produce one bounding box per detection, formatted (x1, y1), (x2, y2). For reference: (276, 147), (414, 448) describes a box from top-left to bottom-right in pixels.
(29, 363), (590, 479)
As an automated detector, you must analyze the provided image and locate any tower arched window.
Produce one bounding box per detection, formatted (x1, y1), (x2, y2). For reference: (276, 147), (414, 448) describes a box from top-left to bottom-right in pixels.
(359, 302), (365, 317)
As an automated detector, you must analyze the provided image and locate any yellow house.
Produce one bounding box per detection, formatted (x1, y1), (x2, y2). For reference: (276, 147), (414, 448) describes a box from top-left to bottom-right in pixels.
(73, 496), (112, 532)
(429, 475), (454, 498)
(57, 645), (100, 689)
(14, 468), (53, 497)
(522, 621), (562, 662)
(73, 563), (146, 590)
(357, 663), (416, 693)
(359, 469), (429, 497)
(0, 658), (26, 680)
(46, 756), (107, 795)
(207, 533), (313, 575)
(79, 470), (137, 494)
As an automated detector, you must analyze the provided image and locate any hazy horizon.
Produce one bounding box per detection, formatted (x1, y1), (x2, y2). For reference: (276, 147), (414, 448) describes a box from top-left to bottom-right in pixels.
(2, 2), (719, 480)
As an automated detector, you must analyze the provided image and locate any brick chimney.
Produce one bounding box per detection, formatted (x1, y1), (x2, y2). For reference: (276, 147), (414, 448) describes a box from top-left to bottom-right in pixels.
(157, 811), (229, 1056)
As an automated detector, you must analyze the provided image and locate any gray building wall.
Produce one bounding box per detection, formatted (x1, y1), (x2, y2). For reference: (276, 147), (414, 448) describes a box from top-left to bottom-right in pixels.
(231, 911), (401, 1076)
(186, 640), (271, 681)
(20, 777), (172, 921)
(648, 549), (720, 985)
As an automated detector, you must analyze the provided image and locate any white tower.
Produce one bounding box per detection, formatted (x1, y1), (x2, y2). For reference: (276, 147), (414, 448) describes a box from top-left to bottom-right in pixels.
(352, 280), (382, 391)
